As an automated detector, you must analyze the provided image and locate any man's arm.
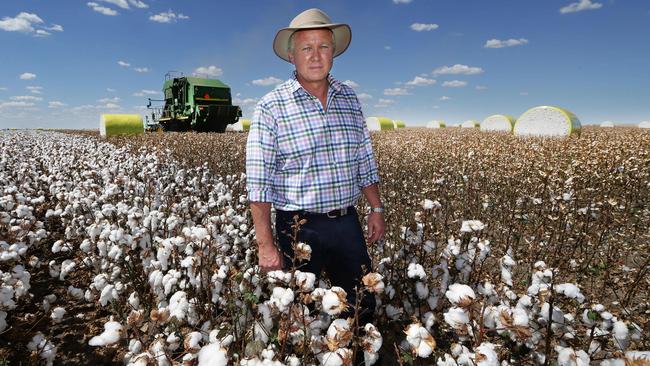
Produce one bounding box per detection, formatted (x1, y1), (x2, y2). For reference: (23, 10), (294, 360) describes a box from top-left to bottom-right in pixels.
(246, 102), (281, 271)
(250, 202), (282, 271)
(362, 183), (385, 244)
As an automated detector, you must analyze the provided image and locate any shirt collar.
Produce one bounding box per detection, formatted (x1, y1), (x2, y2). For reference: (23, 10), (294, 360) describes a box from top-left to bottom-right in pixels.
(288, 71), (342, 96)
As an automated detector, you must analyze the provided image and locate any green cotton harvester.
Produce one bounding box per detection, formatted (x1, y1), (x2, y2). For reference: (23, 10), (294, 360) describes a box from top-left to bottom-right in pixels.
(146, 72), (242, 132)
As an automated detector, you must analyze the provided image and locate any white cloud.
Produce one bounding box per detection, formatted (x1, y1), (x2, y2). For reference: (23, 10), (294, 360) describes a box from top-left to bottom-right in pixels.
(252, 76), (283, 86)
(433, 64), (484, 75)
(10, 95), (42, 102)
(384, 45), (391, 51)
(49, 101), (66, 108)
(374, 98), (395, 108)
(107, 88), (116, 92)
(233, 97), (258, 106)
(128, 0), (149, 9)
(484, 38), (528, 49)
(442, 80), (467, 88)
(475, 85), (488, 90)
(406, 76), (436, 86)
(384, 87), (410, 96)
(103, 103), (121, 109)
(357, 93), (373, 101)
(193, 66), (222, 77)
(410, 23), (439, 32)
(560, 0), (603, 14)
(0, 87), (7, 91)
(133, 67), (149, 73)
(88, 2), (119, 16)
(520, 91), (529, 96)
(343, 80), (359, 88)
(26, 86), (43, 94)
(100, 0), (129, 9)
(150, 10), (189, 23)
(432, 105), (440, 109)
(133, 89), (159, 97)
(20, 72), (36, 80)
(0, 12), (43, 33)
(0, 101), (35, 109)
(98, 97), (120, 104)
(440, 96), (451, 101)
(35, 29), (51, 37)
(393, 0), (413, 3)
(48, 24), (64, 32)
(117, 60), (131, 67)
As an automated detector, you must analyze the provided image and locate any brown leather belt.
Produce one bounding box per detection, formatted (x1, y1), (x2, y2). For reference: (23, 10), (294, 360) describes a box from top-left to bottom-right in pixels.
(280, 206), (354, 219)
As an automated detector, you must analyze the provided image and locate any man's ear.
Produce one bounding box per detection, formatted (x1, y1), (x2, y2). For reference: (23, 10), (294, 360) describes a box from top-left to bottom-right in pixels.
(288, 52), (295, 65)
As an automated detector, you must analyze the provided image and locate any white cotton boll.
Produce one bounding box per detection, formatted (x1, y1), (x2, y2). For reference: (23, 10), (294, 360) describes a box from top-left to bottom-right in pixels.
(612, 321), (629, 351)
(169, 291), (189, 321)
(326, 319), (352, 348)
(197, 343), (228, 366)
(67, 286), (84, 300)
(89, 321), (123, 346)
(48, 260), (60, 278)
(267, 270), (292, 285)
(129, 339), (142, 353)
(423, 312), (436, 330)
(385, 305), (402, 320)
(128, 292), (140, 310)
(407, 263), (427, 280)
(270, 287), (294, 313)
(405, 322), (436, 359)
(555, 346), (590, 366)
(320, 348), (352, 366)
(512, 307), (530, 327)
(437, 354), (456, 366)
(295, 271), (316, 292)
(443, 307), (469, 329)
(321, 287), (347, 316)
(27, 332), (57, 366)
(191, 226), (209, 241)
(460, 220), (485, 232)
(555, 283), (585, 303)
(99, 284), (118, 306)
(59, 259), (76, 280)
(51, 307), (65, 323)
(416, 281), (429, 299)
(79, 239), (92, 253)
(475, 342), (499, 366)
(445, 283), (476, 306)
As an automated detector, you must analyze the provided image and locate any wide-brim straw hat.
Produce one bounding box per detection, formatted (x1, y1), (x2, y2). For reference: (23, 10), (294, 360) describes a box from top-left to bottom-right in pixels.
(273, 8), (352, 62)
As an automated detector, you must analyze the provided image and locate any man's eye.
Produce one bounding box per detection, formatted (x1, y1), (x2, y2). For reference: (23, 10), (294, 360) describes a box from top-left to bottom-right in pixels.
(302, 47), (312, 52)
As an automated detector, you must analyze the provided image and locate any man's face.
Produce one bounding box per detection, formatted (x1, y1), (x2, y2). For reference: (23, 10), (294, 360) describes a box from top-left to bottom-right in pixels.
(288, 29), (334, 84)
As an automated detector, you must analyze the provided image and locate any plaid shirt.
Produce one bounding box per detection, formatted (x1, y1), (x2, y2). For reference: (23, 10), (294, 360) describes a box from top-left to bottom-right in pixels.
(246, 73), (379, 213)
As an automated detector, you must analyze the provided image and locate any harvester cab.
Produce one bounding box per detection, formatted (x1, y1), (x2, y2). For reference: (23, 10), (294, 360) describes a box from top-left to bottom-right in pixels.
(146, 71), (241, 132)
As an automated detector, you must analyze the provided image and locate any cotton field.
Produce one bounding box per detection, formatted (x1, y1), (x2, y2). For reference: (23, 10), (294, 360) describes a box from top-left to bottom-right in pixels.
(1, 127), (649, 366)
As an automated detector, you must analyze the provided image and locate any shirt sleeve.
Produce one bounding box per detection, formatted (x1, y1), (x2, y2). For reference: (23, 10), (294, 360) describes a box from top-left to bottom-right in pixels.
(355, 98), (380, 188)
(246, 102), (277, 202)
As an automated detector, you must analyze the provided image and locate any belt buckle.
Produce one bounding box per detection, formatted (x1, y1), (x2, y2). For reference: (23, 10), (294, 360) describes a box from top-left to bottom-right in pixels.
(326, 207), (348, 218)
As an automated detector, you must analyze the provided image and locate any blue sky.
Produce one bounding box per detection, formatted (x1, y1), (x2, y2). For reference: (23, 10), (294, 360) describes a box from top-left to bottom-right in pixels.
(1, 0), (649, 129)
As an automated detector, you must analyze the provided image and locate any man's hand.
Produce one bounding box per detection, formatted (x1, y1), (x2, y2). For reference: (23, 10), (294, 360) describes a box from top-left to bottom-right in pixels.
(258, 241), (283, 272)
(367, 212), (385, 244)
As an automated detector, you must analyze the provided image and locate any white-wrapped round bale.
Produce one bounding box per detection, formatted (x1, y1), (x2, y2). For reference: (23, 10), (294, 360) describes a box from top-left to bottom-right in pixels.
(461, 120), (480, 128)
(514, 106), (581, 137)
(426, 120), (446, 129)
(481, 115), (515, 132)
(639, 121), (650, 129)
(366, 117), (395, 131)
(599, 121), (614, 128)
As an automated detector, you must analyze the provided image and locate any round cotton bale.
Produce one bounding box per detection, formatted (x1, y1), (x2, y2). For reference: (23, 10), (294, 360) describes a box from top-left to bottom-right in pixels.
(394, 120), (406, 128)
(366, 117), (395, 131)
(481, 114), (515, 132)
(639, 121), (650, 129)
(461, 120), (480, 128)
(599, 121), (614, 128)
(99, 114), (144, 137)
(514, 106), (581, 137)
(242, 119), (251, 131)
(426, 120), (446, 128)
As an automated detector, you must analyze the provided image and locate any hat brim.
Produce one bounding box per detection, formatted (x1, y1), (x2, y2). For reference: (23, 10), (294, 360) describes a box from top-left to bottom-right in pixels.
(273, 23), (351, 62)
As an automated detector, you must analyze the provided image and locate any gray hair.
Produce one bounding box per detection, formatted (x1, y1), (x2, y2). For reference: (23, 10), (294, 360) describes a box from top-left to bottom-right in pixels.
(287, 29), (336, 54)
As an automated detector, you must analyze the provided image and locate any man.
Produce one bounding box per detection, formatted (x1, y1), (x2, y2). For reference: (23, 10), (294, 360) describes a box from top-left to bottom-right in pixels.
(246, 8), (385, 323)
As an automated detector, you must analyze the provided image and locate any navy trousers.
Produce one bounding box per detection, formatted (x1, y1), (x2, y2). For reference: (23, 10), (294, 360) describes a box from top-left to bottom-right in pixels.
(275, 207), (376, 325)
